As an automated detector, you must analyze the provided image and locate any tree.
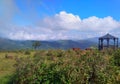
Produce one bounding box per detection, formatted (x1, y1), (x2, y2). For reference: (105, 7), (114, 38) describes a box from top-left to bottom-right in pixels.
(32, 41), (41, 50)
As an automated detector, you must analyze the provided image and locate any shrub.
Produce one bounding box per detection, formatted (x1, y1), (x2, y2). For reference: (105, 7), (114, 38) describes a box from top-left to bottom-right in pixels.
(11, 49), (120, 84)
(24, 51), (31, 55)
(113, 49), (120, 66)
(0, 75), (14, 84)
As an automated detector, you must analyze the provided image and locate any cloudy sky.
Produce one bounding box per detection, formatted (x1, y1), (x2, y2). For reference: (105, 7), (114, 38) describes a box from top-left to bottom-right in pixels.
(0, 0), (120, 40)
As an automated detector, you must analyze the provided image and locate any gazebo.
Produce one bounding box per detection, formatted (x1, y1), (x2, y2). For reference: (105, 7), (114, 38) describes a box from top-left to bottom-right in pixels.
(98, 33), (119, 50)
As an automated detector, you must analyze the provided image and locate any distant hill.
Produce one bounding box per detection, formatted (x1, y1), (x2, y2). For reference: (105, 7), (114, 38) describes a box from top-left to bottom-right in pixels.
(0, 37), (32, 50)
(0, 37), (98, 50)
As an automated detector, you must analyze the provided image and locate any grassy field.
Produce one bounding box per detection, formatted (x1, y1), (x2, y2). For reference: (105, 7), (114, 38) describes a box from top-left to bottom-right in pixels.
(0, 49), (120, 84)
(0, 50), (34, 83)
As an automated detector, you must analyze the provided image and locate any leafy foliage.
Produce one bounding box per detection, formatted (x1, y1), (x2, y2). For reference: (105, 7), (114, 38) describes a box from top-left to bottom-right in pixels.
(11, 49), (120, 84)
(113, 49), (120, 66)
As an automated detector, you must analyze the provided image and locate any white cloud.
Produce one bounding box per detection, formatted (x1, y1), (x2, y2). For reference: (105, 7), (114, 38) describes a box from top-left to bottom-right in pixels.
(41, 11), (81, 30)
(38, 11), (120, 33)
(1, 11), (120, 40)
(81, 16), (120, 32)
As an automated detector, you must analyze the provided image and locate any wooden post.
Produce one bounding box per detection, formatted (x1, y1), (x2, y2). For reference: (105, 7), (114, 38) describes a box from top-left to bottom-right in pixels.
(114, 38), (115, 49)
(101, 39), (103, 50)
(99, 39), (101, 50)
(107, 38), (109, 48)
(117, 38), (118, 48)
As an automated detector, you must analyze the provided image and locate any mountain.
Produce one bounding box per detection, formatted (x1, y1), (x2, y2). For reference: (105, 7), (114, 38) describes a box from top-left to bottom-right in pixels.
(55, 40), (97, 49)
(85, 37), (98, 43)
(0, 37), (32, 50)
(0, 37), (98, 50)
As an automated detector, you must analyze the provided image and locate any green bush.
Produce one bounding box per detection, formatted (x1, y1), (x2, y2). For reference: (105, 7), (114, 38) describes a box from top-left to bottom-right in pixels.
(113, 49), (120, 66)
(0, 75), (14, 84)
(24, 51), (31, 55)
(10, 49), (120, 84)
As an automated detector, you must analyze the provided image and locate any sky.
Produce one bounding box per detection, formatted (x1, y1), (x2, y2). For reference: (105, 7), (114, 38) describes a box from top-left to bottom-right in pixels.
(0, 0), (120, 40)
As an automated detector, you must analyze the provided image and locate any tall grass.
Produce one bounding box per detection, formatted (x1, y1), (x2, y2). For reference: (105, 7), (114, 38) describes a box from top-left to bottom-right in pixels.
(0, 49), (120, 84)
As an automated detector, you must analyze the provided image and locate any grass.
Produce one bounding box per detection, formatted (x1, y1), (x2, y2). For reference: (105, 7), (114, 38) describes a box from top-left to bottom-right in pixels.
(0, 53), (15, 83)
(0, 50), (35, 84)
(0, 49), (120, 84)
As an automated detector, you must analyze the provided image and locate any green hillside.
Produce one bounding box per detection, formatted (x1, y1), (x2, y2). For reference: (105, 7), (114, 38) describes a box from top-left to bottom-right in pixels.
(0, 38), (97, 50)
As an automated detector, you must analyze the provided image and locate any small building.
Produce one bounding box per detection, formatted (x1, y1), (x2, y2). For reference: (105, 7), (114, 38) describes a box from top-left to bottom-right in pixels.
(98, 33), (119, 50)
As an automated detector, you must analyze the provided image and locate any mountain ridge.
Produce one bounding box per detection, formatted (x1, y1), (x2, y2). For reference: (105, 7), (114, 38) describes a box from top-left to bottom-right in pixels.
(0, 37), (98, 50)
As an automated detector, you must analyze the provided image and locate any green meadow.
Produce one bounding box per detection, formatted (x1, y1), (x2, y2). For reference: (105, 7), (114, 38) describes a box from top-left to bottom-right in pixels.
(0, 49), (120, 84)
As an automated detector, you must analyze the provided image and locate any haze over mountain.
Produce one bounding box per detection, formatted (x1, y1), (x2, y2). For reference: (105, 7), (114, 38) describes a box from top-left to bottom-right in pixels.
(0, 37), (97, 50)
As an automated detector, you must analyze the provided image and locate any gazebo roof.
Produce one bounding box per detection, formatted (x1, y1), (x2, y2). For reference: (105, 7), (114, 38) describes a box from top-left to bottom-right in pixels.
(99, 33), (118, 39)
